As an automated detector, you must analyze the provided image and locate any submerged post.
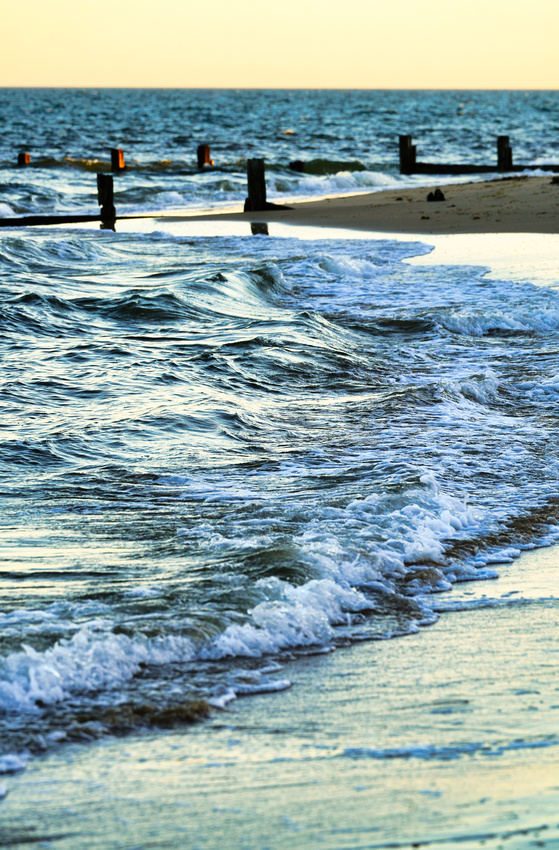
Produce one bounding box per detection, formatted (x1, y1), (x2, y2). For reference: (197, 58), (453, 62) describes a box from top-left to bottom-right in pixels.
(111, 148), (125, 172)
(251, 222), (269, 235)
(497, 136), (513, 171)
(399, 135), (416, 175)
(17, 152), (31, 166)
(97, 173), (116, 229)
(244, 159), (267, 212)
(197, 144), (213, 169)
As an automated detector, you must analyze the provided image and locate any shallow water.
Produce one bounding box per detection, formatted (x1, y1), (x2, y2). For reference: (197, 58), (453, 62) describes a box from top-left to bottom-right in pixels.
(2, 91), (559, 824)
(3, 221), (559, 757)
(3, 546), (559, 849)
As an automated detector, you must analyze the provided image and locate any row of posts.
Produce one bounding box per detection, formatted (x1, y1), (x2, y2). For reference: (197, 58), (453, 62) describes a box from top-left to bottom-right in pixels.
(94, 156), (272, 227)
(16, 138), (518, 176)
(10, 133), (543, 228)
(17, 145), (214, 172)
(399, 135), (514, 175)
(17, 148), (127, 171)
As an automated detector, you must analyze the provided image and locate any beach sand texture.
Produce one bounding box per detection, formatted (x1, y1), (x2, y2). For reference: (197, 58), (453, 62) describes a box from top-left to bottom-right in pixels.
(181, 175), (559, 235)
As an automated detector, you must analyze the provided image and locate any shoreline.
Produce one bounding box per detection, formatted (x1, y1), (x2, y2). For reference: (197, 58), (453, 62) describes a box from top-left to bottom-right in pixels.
(3, 543), (559, 848)
(161, 175), (559, 235)
(3, 173), (559, 848)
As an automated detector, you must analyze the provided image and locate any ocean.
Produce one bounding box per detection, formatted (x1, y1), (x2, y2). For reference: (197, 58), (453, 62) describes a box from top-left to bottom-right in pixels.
(2, 88), (559, 216)
(2, 89), (559, 846)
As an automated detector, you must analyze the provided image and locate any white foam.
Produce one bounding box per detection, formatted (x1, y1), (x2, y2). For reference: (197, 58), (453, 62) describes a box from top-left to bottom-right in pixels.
(267, 170), (401, 200)
(0, 602), (111, 637)
(0, 626), (194, 713)
(457, 370), (499, 404)
(186, 524), (274, 551)
(0, 474), (493, 707)
(439, 305), (559, 337)
(208, 688), (237, 709)
(196, 475), (491, 660)
(0, 754), (28, 775)
(204, 579), (371, 659)
(319, 254), (382, 279)
(231, 678), (292, 695)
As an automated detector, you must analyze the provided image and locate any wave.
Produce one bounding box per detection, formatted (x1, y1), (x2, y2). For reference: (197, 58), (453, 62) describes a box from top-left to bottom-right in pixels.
(0, 154), (404, 218)
(0, 473), (488, 720)
(0, 627), (195, 714)
(2, 230), (559, 761)
(437, 305), (559, 337)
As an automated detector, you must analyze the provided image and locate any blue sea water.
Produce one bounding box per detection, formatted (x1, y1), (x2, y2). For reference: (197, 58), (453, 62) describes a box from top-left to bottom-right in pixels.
(1, 89), (559, 767)
(2, 88), (559, 216)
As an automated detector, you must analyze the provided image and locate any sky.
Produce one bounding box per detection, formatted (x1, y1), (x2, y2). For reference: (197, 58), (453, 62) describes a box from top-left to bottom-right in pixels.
(2, 0), (558, 89)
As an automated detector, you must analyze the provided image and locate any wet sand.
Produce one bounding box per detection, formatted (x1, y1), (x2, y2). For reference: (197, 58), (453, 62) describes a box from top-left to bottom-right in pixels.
(173, 175), (559, 235)
(2, 544), (559, 849)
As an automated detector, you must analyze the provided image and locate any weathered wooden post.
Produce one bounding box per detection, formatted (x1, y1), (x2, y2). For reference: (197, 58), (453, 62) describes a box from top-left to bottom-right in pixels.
(97, 173), (116, 229)
(17, 152), (31, 166)
(399, 135), (416, 175)
(251, 222), (269, 235)
(244, 159), (268, 212)
(497, 136), (513, 171)
(111, 148), (125, 172)
(197, 144), (213, 169)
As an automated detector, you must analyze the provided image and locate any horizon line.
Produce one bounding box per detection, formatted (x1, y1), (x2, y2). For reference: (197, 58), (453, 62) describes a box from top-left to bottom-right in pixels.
(1, 85), (558, 92)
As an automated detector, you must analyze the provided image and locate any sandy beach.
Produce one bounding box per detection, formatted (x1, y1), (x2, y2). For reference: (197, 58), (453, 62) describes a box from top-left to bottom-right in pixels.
(177, 175), (559, 235)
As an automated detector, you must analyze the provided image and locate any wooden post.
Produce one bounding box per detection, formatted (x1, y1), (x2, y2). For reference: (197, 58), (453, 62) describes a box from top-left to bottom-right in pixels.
(197, 144), (213, 168)
(244, 159), (267, 212)
(251, 222), (269, 235)
(17, 152), (31, 166)
(399, 135), (416, 175)
(497, 136), (513, 171)
(111, 148), (125, 172)
(97, 173), (116, 229)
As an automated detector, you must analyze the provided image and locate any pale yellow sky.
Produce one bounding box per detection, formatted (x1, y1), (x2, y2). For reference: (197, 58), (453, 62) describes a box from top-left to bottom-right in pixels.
(2, 0), (558, 88)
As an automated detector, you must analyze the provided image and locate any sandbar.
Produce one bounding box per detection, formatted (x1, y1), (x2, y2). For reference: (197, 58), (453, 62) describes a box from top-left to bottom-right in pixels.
(173, 175), (559, 235)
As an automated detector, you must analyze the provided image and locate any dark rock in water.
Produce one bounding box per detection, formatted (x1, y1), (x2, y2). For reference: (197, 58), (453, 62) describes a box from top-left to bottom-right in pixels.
(427, 188), (446, 202)
(73, 699), (211, 737)
(290, 159), (366, 175)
